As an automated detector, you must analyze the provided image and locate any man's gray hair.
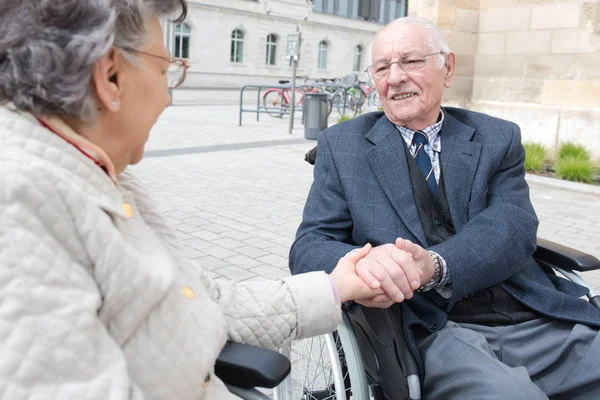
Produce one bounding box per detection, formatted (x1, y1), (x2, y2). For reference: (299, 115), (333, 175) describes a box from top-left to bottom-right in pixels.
(0, 0), (187, 120)
(370, 16), (451, 69)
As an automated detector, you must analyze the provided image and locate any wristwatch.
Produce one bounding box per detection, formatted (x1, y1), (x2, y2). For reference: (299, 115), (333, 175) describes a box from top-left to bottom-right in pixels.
(417, 251), (443, 292)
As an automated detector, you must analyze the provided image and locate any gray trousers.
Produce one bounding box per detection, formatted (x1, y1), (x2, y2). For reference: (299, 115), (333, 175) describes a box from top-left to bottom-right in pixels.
(416, 318), (600, 399)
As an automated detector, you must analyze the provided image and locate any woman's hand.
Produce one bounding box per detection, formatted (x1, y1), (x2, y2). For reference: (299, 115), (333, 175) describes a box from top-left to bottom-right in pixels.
(329, 244), (386, 303)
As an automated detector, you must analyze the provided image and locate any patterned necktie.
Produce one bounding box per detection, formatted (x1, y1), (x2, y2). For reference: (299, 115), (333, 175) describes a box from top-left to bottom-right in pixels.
(413, 130), (438, 196)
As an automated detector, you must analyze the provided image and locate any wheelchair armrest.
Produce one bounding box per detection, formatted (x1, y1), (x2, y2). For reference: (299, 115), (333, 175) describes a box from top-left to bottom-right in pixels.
(534, 238), (600, 272)
(215, 341), (291, 389)
(305, 145), (318, 165)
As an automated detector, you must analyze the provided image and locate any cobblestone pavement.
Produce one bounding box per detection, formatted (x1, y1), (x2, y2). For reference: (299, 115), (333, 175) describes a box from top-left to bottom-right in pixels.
(136, 105), (600, 293)
(133, 104), (599, 396)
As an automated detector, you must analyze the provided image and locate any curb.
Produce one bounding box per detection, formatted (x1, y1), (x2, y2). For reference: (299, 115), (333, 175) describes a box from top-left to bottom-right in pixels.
(525, 174), (600, 197)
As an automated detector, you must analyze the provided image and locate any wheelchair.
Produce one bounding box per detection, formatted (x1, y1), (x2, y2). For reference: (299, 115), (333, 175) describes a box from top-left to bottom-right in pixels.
(220, 238), (600, 400)
(222, 147), (600, 400)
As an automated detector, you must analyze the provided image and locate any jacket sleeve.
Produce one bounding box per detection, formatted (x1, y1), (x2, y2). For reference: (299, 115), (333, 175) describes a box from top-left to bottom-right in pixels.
(0, 169), (140, 399)
(202, 272), (342, 350)
(430, 123), (539, 305)
(289, 132), (359, 276)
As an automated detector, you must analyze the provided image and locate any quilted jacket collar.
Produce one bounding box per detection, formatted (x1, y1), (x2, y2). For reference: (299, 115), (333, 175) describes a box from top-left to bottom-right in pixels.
(0, 105), (131, 221)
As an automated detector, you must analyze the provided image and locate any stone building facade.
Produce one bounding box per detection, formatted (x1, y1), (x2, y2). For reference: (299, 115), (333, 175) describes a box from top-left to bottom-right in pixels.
(163, 0), (407, 88)
(164, 0), (599, 155)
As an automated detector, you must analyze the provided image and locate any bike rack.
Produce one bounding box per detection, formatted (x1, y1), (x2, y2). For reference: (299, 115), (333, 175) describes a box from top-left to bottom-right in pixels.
(239, 84), (303, 126)
(238, 82), (368, 126)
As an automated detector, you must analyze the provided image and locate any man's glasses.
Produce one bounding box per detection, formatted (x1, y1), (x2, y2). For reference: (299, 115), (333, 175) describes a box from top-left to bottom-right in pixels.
(122, 48), (190, 89)
(365, 52), (445, 80)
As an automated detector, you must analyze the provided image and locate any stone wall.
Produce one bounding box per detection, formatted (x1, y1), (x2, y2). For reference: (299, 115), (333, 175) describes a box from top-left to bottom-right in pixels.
(410, 0), (600, 156)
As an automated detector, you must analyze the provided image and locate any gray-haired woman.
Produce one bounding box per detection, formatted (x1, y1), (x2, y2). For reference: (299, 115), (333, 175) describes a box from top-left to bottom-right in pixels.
(0, 1), (390, 398)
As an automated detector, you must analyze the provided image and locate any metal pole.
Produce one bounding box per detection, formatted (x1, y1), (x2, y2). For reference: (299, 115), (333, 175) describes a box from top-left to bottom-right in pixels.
(288, 59), (297, 135)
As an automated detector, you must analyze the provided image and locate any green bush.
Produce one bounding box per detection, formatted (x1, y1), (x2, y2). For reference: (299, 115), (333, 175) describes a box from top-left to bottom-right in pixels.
(523, 143), (546, 173)
(555, 156), (595, 183)
(558, 142), (590, 161)
(377, 106), (384, 111)
(337, 115), (352, 124)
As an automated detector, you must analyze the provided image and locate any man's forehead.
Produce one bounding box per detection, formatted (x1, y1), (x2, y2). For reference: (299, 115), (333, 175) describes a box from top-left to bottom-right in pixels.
(372, 26), (427, 59)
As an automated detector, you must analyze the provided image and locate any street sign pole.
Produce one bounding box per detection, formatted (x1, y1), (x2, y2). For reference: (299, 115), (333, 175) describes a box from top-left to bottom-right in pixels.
(286, 29), (301, 135)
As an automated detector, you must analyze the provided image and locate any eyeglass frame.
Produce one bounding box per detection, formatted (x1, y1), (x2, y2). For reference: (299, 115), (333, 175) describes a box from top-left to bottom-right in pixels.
(119, 47), (190, 89)
(364, 51), (446, 80)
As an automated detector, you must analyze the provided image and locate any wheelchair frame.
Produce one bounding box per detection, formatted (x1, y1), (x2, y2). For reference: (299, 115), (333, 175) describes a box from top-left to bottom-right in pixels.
(271, 238), (600, 400)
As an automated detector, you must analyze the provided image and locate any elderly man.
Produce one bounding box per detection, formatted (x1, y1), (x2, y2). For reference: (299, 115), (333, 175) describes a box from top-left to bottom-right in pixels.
(290, 16), (600, 399)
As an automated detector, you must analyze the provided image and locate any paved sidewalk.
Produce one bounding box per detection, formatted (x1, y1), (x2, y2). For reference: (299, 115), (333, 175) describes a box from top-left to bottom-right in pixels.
(136, 104), (600, 296)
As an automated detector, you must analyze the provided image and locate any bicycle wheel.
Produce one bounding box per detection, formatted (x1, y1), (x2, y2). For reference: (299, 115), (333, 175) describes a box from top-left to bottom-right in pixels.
(289, 329), (371, 399)
(263, 90), (285, 118)
(333, 92), (350, 118)
(347, 89), (366, 117)
(367, 89), (381, 107)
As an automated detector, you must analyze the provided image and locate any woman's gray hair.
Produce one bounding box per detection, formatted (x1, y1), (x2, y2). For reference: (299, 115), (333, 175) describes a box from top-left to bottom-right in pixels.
(370, 16), (451, 69)
(0, 0), (187, 120)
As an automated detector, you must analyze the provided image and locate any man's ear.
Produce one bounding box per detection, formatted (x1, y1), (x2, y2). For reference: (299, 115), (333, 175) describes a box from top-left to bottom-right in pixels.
(92, 47), (122, 112)
(443, 52), (456, 88)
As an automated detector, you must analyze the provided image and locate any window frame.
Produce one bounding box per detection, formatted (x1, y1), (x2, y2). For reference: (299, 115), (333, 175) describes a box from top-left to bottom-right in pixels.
(265, 33), (277, 66)
(174, 23), (191, 59)
(230, 29), (244, 63)
(318, 40), (328, 70)
(353, 45), (362, 72)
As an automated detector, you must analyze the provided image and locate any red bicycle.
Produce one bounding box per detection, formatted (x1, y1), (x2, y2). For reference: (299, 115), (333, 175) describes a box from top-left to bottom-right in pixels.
(262, 77), (332, 118)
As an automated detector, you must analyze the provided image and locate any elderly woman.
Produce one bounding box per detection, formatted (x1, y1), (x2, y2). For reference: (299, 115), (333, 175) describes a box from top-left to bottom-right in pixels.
(0, 1), (389, 398)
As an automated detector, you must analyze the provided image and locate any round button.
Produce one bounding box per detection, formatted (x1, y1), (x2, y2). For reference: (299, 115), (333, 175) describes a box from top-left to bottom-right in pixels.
(434, 219), (442, 226)
(122, 202), (133, 218)
(430, 324), (439, 330)
(182, 286), (195, 300)
(202, 372), (211, 388)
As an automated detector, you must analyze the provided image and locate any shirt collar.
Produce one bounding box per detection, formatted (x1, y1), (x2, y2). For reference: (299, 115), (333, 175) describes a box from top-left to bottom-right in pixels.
(36, 115), (118, 185)
(396, 108), (444, 153)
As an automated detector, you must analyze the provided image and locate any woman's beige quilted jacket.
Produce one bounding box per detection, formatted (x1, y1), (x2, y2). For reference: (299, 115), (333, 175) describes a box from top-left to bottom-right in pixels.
(0, 106), (341, 399)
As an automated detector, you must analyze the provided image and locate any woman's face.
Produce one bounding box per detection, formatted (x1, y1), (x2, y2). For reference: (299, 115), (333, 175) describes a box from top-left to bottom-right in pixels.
(115, 17), (172, 167)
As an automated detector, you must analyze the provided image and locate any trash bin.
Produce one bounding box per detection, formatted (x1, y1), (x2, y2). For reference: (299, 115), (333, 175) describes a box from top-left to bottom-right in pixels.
(303, 92), (328, 140)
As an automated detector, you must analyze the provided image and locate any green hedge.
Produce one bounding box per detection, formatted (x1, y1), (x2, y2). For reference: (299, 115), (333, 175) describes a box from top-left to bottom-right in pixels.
(555, 156), (595, 183)
(523, 143), (546, 173)
(558, 142), (590, 161)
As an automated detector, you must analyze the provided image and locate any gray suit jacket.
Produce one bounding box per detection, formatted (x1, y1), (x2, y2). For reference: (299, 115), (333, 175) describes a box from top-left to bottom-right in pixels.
(289, 108), (600, 370)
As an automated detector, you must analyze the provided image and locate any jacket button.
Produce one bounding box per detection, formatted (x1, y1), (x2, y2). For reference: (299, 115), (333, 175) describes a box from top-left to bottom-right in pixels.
(430, 324), (439, 330)
(182, 286), (195, 300)
(122, 202), (133, 218)
(202, 372), (211, 388)
(434, 219), (442, 227)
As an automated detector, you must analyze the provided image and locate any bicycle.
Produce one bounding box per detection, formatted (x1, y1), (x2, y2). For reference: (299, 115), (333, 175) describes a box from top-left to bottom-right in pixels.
(262, 77), (332, 118)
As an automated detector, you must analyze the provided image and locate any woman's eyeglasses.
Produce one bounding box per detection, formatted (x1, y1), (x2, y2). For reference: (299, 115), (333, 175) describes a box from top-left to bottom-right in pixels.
(122, 48), (190, 89)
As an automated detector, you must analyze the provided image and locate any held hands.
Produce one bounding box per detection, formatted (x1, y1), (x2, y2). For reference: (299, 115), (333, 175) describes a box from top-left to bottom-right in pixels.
(329, 244), (386, 303)
(354, 239), (435, 308)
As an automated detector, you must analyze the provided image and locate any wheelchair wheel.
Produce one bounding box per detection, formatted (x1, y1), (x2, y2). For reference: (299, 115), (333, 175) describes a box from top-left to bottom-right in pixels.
(289, 314), (371, 400)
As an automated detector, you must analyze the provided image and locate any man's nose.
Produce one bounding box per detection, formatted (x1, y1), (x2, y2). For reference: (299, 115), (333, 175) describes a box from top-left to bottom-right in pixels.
(387, 62), (408, 85)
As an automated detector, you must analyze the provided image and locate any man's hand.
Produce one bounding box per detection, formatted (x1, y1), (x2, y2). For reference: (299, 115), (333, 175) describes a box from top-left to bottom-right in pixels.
(354, 243), (422, 307)
(395, 238), (435, 287)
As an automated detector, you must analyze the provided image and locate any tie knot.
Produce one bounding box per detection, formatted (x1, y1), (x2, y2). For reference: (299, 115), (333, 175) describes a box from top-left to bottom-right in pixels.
(413, 131), (428, 146)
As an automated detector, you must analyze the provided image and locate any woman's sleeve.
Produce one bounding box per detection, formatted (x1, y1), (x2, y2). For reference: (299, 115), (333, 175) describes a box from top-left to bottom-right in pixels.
(203, 271), (342, 349)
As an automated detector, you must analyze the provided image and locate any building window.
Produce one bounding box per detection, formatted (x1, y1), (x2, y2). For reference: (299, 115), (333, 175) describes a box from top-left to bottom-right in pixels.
(174, 23), (190, 59)
(318, 41), (328, 70)
(230, 29), (244, 63)
(266, 34), (277, 65)
(353, 45), (362, 72)
(313, 0), (406, 23)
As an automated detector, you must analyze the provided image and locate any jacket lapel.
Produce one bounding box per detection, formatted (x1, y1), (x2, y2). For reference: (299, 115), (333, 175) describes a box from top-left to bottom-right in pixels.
(439, 111), (482, 231)
(366, 117), (427, 245)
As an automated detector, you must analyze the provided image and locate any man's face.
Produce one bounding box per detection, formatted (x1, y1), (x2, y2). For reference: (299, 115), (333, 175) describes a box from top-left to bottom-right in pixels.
(371, 23), (454, 130)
